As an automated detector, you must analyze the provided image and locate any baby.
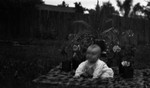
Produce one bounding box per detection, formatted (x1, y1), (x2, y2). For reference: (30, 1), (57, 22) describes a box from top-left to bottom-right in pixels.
(74, 44), (114, 79)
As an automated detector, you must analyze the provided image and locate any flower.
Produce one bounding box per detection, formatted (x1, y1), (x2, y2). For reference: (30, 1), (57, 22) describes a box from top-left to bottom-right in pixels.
(113, 45), (121, 52)
(73, 45), (80, 51)
(121, 61), (130, 67)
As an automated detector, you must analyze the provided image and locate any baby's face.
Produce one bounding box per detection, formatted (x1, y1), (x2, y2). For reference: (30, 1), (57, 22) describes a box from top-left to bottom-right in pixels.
(86, 47), (101, 63)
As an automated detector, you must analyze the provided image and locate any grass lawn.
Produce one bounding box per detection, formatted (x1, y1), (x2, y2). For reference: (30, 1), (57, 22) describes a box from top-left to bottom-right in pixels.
(0, 40), (63, 88)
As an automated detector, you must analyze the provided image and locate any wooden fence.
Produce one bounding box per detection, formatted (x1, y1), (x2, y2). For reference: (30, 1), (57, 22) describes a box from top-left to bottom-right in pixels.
(113, 15), (150, 45)
(0, 7), (149, 45)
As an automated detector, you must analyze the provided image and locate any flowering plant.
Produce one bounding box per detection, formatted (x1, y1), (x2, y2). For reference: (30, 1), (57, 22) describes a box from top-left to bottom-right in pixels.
(121, 61), (130, 67)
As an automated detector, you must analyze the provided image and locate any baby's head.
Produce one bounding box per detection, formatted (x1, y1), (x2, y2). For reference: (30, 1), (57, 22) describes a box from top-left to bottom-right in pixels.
(86, 44), (101, 63)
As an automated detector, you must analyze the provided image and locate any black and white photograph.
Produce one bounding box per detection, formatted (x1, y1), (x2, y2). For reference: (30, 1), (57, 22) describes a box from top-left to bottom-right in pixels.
(0, 0), (150, 88)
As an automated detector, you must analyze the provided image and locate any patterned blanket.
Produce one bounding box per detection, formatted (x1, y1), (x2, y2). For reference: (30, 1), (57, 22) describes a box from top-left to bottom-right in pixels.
(33, 64), (150, 88)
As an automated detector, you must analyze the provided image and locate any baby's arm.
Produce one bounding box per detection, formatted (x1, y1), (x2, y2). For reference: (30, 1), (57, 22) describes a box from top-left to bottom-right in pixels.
(93, 62), (108, 79)
(74, 61), (86, 78)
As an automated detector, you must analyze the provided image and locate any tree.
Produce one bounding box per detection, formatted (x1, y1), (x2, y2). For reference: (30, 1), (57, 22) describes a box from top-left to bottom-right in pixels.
(131, 1), (150, 20)
(143, 2), (150, 20)
(58, 1), (69, 7)
(89, 1), (117, 37)
(128, 1), (150, 20)
(116, 0), (133, 17)
(74, 2), (84, 13)
(130, 3), (144, 18)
